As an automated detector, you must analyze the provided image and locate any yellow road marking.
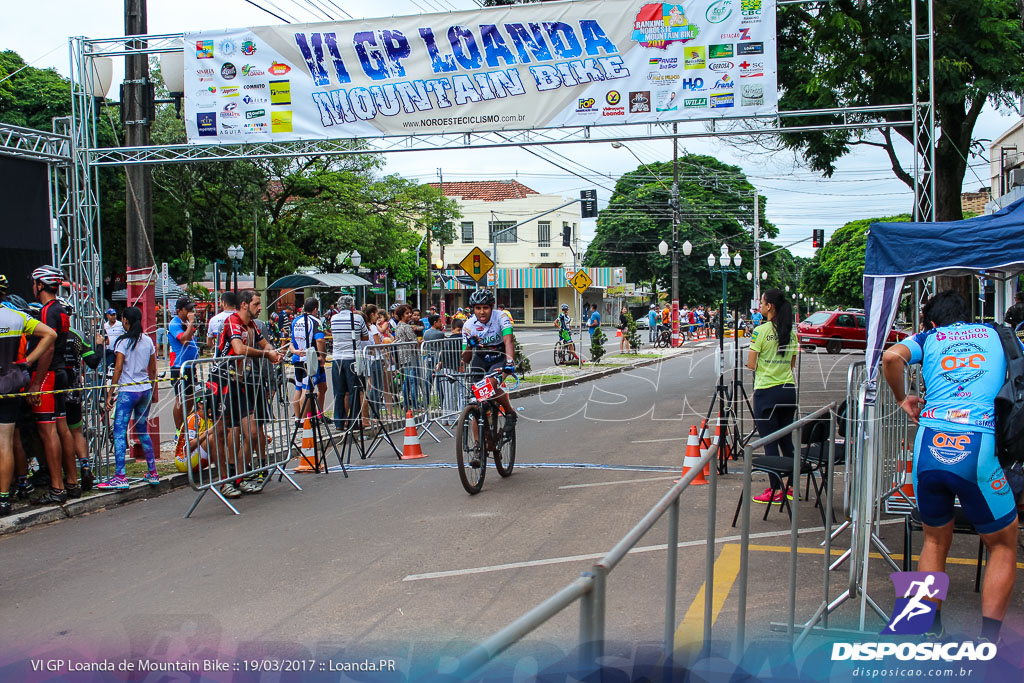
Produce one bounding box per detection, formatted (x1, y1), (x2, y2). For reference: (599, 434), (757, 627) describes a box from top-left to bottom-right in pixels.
(746, 544), (1024, 569)
(674, 543), (741, 653)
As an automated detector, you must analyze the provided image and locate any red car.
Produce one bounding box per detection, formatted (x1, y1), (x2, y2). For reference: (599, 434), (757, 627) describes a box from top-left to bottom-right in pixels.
(797, 309), (909, 354)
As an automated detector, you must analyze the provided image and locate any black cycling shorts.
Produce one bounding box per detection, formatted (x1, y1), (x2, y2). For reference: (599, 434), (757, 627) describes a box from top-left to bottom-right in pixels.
(170, 365), (195, 398)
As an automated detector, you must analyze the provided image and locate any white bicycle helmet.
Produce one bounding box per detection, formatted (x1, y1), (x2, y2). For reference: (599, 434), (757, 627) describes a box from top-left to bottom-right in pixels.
(31, 265), (64, 287)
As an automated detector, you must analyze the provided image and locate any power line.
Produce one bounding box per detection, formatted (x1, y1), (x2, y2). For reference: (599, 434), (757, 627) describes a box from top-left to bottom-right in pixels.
(242, 0), (293, 23)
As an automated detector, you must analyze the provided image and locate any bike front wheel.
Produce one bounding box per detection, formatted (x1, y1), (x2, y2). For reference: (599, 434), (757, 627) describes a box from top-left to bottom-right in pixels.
(492, 409), (516, 478)
(554, 341), (566, 366)
(455, 404), (486, 494)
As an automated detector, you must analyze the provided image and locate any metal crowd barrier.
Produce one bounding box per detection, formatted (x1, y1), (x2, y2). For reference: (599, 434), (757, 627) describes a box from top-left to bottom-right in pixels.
(420, 337), (469, 436)
(455, 403), (842, 676)
(356, 341), (431, 455)
(177, 354), (300, 517)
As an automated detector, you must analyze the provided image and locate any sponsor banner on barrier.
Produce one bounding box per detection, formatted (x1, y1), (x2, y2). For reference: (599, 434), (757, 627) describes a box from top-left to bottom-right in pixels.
(184, 0), (777, 143)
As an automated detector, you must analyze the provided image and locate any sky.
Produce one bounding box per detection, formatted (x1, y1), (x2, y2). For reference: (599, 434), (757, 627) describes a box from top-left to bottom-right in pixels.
(2, 0), (1018, 263)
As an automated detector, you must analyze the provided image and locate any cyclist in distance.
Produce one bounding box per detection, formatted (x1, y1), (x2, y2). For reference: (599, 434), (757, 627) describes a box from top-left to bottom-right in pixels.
(461, 288), (517, 439)
(554, 303), (581, 363)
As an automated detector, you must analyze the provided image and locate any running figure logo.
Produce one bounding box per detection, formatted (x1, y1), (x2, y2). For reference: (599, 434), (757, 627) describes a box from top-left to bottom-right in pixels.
(884, 571), (949, 635)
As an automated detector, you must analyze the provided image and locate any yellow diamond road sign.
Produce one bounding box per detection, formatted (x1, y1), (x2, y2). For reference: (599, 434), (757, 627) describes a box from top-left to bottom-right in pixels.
(459, 247), (493, 282)
(570, 269), (592, 294)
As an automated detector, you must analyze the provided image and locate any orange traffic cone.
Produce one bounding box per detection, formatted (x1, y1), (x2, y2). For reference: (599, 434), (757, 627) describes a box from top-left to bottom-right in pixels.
(295, 416), (318, 472)
(715, 417), (731, 461)
(401, 410), (427, 460)
(900, 445), (915, 501)
(698, 419), (712, 477)
(679, 425), (708, 485)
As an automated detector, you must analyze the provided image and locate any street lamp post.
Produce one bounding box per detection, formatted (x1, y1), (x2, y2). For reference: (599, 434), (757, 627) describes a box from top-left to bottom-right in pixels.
(227, 244), (245, 294)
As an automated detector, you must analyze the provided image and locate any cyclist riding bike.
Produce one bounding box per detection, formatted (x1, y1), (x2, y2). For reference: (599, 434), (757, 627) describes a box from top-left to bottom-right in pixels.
(554, 303), (581, 363)
(461, 289), (517, 440)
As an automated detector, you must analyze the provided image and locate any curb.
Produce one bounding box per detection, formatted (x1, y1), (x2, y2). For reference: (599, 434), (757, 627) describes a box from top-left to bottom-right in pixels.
(510, 348), (694, 400)
(0, 472), (193, 537)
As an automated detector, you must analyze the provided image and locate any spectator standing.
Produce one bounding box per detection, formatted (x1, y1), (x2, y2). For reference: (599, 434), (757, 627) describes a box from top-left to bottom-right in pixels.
(882, 291), (1018, 642)
(0, 274), (56, 515)
(207, 291), (238, 356)
(587, 304), (602, 353)
(99, 307), (158, 490)
(617, 305), (628, 352)
(168, 296), (200, 430)
(1004, 292), (1024, 329)
(101, 308), (124, 367)
(329, 295), (368, 430)
(393, 304), (422, 409)
(647, 304), (658, 343)
(423, 313), (446, 342)
(411, 308), (425, 340)
(746, 288), (798, 503)
(288, 298), (327, 420)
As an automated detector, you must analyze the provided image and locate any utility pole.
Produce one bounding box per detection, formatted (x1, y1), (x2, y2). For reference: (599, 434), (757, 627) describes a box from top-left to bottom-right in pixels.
(124, 0), (155, 341)
(752, 190), (760, 309)
(437, 168), (446, 327)
(670, 122), (680, 347)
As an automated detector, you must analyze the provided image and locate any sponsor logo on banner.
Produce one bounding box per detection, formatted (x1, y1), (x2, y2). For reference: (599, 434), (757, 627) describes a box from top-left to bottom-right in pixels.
(709, 61), (734, 72)
(680, 77), (705, 91)
(655, 91), (677, 111)
(575, 97), (597, 114)
(269, 80), (291, 105)
(738, 41), (765, 55)
(684, 46), (705, 69)
(709, 43), (733, 59)
(647, 72), (680, 86)
(196, 41), (213, 59)
(684, 97), (707, 107)
(268, 61), (291, 76)
(711, 74), (734, 90)
(243, 83), (267, 90)
(218, 39), (236, 56)
(739, 60), (764, 78)
(606, 90), (621, 105)
(271, 110), (292, 133)
(196, 112), (217, 136)
(720, 28), (752, 41)
(602, 106), (625, 117)
(710, 92), (734, 108)
(706, 0), (734, 23)
(740, 83), (763, 106)
(241, 40), (257, 56)
(244, 122), (269, 133)
(241, 64), (266, 77)
(220, 63), (237, 80)
(195, 68), (215, 80)
(658, 57), (678, 70)
(628, 91), (651, 113)
(221, 86), (240, 97)
(242, 94), (268, 105)
(740, 0), (763, 23)
(196, 87), (217, 97)
(632, 3), (700, 49)
(222, 102), (240, 118)
(246, 108), (266, 119)
(220, 122), (242, 135)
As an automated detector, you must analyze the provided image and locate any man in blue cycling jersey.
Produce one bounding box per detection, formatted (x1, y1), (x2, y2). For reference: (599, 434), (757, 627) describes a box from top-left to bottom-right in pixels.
(461, 288), (517, 439)
(882, 291), (1018, 642)
(554, 303), (581, 363)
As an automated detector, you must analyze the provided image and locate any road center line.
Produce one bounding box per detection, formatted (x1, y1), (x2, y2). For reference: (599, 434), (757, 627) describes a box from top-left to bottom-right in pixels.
(558, 476), (680, 490)
(403, 524), (858, 582)
(632, 437), (688, 443)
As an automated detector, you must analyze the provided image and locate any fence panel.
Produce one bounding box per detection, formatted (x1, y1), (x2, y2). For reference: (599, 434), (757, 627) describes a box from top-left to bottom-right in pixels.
(421, 337), (470, 433)
(355, 342), (430, 455)
(177, 353), (300, 516)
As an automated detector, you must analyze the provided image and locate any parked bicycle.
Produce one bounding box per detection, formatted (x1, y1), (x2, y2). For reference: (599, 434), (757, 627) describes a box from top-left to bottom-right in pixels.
(653, 325), (672, 348)
(454, 368), (519, 494)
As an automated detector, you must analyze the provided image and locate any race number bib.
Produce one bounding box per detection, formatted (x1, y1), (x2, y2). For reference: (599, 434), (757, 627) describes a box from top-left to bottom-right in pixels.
(472, 378), (496, 401)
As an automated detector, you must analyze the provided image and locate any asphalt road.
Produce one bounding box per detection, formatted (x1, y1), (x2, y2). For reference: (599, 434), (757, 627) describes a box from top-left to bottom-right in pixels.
(3, 346), (1016, 678)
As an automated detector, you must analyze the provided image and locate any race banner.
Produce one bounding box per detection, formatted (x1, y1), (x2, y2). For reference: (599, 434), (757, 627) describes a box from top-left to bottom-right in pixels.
(184, 0), (776, 144)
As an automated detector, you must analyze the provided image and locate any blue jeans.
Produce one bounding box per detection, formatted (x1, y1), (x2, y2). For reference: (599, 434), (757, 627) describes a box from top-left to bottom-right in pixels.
(113, 389), (154, 476)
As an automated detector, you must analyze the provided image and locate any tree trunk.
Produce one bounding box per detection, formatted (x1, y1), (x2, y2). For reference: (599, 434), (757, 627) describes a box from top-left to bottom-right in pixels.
(931, 133), (972, 301)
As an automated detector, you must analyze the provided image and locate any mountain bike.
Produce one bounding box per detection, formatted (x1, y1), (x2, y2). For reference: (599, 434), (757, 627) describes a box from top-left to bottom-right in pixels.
(554, 338), (573, 365)
(454, 368), (519, 495)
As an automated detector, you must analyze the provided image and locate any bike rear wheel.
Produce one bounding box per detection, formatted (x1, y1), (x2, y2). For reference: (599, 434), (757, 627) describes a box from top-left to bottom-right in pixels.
(455, 404), (486, 494)
(492, 409), (516, 477)
(554, 341), (566, 366)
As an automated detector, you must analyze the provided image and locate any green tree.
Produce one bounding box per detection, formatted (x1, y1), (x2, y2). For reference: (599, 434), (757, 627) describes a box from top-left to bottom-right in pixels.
(589, 326), (607, 364)
(624, 311), (642, 353)
(801, 214), (911, 307)
(585, 154), (789, 311)
(777, 1), (1024, 221)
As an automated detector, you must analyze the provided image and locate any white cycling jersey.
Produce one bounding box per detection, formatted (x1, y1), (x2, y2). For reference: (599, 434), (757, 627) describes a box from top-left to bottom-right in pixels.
(462, 311), (513, 350)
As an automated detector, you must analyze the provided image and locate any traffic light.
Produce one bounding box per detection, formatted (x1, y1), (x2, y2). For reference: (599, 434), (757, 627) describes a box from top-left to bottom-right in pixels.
(562, 223), (572, 247)
(812, 228), (825, 248)
(473, 254), (481, 275)
(580, 189), (598, 218)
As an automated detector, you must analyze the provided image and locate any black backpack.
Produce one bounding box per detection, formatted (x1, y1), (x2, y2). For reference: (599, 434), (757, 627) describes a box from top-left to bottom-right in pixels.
(992, 324), (1024, 466)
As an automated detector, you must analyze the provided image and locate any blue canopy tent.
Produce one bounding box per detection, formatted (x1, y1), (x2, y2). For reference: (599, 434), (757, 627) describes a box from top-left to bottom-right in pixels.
(863, 197), (1024, 388)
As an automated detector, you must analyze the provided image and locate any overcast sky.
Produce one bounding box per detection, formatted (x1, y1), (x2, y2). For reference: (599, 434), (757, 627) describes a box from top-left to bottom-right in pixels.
(3, 0), (1018, 261)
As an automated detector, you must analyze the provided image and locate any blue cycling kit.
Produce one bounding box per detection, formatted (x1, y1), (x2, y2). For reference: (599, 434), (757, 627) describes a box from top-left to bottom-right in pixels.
(902, 323), (1016, 533)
